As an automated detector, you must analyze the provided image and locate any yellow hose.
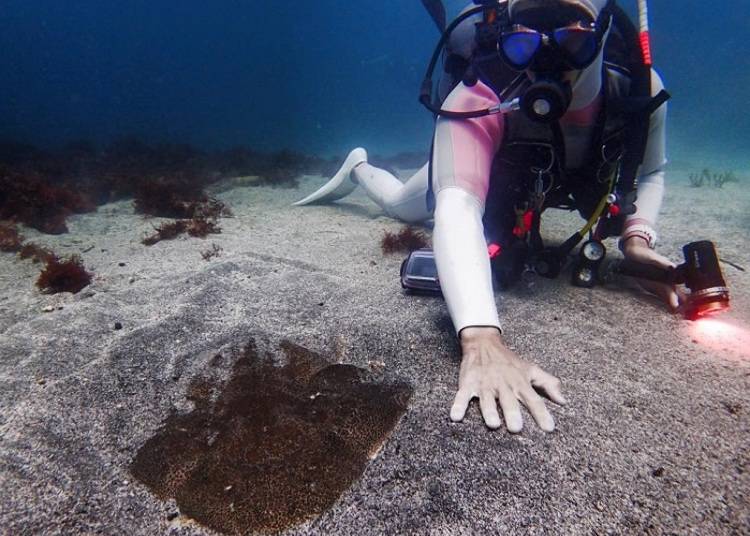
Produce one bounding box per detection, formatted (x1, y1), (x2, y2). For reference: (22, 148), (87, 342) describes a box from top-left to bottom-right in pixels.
(577, 177), (615, 237)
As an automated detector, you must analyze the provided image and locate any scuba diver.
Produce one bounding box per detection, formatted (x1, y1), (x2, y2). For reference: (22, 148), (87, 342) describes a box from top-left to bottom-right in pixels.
(294, 0), (679, 433)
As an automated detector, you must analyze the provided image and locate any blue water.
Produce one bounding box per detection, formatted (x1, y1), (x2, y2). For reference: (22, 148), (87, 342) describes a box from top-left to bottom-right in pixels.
(1, 0), (747, 167)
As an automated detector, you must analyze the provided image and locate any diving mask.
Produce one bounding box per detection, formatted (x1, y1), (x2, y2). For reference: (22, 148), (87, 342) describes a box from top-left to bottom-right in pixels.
(500, 20), (606, 72)
(500, 12), (611, 123)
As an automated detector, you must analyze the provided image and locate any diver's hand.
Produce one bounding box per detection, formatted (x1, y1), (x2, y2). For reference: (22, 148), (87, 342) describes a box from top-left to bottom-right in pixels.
(622, 236), (685, 311)
(450, 327), (566, 433)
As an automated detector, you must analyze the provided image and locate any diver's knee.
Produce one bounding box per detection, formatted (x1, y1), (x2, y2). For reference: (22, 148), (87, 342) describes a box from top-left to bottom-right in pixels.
(386, 198), (431, 223)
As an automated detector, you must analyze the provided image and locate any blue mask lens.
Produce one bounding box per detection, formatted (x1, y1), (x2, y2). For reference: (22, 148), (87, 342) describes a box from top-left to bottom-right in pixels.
(553, 27), (598, 68)
(501, 31), (543, 69)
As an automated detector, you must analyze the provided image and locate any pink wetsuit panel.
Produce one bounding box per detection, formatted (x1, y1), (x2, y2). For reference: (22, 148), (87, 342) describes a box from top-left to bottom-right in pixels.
(434, 83), (604, 204)
(433, 81), (504, 203)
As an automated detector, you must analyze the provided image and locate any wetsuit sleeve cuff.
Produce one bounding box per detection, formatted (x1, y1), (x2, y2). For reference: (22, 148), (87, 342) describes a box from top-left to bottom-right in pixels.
(619, 221), (658, 250)
(457, 324), (503, 339)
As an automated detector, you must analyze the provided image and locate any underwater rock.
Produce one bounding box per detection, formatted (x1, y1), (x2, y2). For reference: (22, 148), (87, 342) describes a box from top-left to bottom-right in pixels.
(130, 338), (412, 535)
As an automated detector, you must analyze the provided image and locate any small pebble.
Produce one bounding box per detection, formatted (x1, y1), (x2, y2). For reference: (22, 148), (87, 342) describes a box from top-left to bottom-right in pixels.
(652, 467), (665, 477)
(368, 360), (386, 371)
(129, 277), (136, 284)
(36, 378), (46, 385)
(114, 322), (123, 330)
(42, 305), (55, 313)
(166, 512), (179, 521)
(118, 262), (126, 267)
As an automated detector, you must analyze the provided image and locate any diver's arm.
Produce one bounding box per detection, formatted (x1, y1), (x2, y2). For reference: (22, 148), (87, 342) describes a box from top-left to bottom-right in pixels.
(432, 81), (565, 432)
(431, 80), (503, 334)
(433, 188), (500, 332)
(620, 70), (683, 309)
(621, 69), (667, 247)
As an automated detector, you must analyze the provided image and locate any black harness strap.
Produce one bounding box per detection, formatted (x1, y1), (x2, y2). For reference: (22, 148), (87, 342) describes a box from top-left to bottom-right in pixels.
(421, 0), (447, 33)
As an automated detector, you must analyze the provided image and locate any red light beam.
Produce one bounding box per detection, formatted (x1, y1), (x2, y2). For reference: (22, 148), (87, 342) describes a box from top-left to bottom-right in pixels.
(687, 316), (750, 361)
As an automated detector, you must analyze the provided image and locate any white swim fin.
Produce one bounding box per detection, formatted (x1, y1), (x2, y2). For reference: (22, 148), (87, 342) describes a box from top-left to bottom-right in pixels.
(293, 148), (367, 206)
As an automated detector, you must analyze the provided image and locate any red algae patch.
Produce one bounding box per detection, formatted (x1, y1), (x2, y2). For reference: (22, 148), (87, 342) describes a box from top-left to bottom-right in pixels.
(36, 254), (92, 294)
(130, 339), (412, 534)
(380, 226), (430, 255)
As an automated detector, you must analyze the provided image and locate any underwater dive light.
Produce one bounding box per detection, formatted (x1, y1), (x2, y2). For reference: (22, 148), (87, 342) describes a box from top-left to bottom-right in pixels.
(680, 241), (731, 319)
(610, 241), (730, 320)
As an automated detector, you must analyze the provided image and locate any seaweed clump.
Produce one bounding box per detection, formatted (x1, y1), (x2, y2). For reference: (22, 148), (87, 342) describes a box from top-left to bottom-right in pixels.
(688, 169), (740, 188)
(142, 217), (221, 246)
(132, 176), (231, 220)
(0, 139), (230, 234)
(381, 226), (430, 254)
(0, 165), (96, 234)
(0, 221), (55, 262)
(132, 177), (208, 218)
(0, 139), (430, 239)
(200, 243), (222, 261)
(0, 215), (93, 293)
(36, 254), (92, 294)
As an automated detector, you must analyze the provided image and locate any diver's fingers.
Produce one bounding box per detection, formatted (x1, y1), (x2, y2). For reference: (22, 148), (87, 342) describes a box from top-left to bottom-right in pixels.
(529, 365), (567, 405)
(450, 388), (474, 422)
(636, 278), (681, 312)
(520, 388), (556, 433)
(479, 391), (502, 429)
(636, 248), (677, 270)
(497, 387), (524, 433)
(669, 289), (680, 311)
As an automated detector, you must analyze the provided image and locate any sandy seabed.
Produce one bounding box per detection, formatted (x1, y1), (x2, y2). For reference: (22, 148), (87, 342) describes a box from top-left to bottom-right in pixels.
(1, 169), (749, 535)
